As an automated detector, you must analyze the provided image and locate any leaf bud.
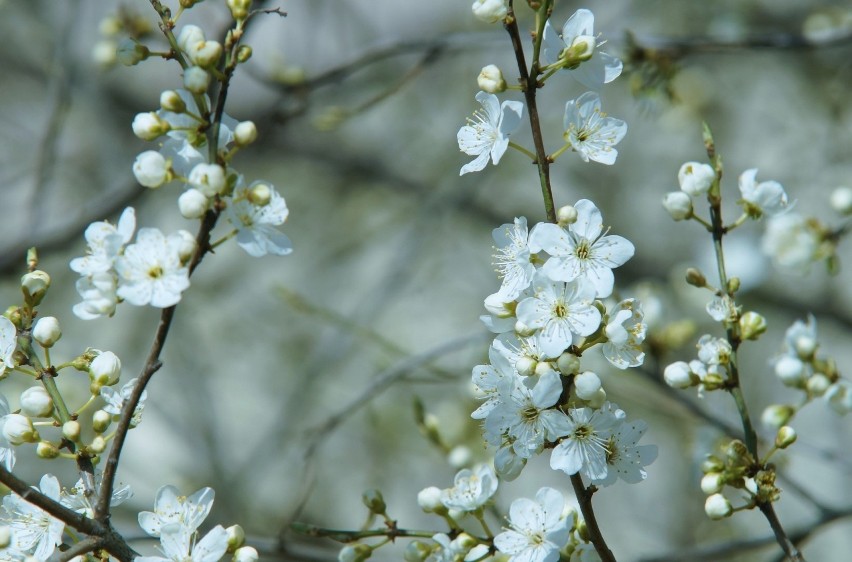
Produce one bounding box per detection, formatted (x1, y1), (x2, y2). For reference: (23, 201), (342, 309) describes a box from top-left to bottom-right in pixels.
(36, 441), (60, 459)
(93, 410), (112, 433)
(477, 64), (506, 93)
(775, 426), (797, 449)
(576, 519), (590, 542)
(739, 311), (767, 341)
(62, 420), (81, 442)
(20, 387), (53, 418)
(663, 191), (692, 221)
(32, 316), (61, 348)
(361, 489), (386, 515)
(556, 205), (578, 226)
(21, 270), (51, 304)
(704, 493), (732, 519)
(116, 38), (150, 66)
(3, 414), (39, 445)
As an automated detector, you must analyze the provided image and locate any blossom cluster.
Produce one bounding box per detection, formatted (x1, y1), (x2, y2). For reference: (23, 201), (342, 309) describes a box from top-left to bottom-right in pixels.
(470, 200), (656, 487)
(458, 9), (627, 175)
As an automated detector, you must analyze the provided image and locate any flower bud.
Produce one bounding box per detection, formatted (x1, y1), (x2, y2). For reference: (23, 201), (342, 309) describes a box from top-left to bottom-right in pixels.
(36, 441), (60, 459)
(700, 472), (724, 495)
(90, 351), (121, 386)
(574, 371), (601, 400)
(807, 373), (830, 396)
(362, 489), (386, 515)
(563, 35), (596, 64)
(725, 440), (750, 464)
(89, 435), (107, 454)
(3, 414), (39, 445)
(32, 316), (61, 348)
(830, 186), (852, 215)
(477, 64), (506, 93)
(179, 189), (210, 219)
(794, 334), (817, 360)
(339, 544), (372, 562)
(132, 112), (170, 141)
(189, 163), (226, 197)
(556, 205), (578, 226)
(447, 445), (472, 468)
(514, 320), (535, 337)
(556, 352), (580, 375)
(227, 0), (253, 19)
(247, 183), (272, 206)
(133, 151), (171, 188)
(184, 66), (210, 94)
(483, 293), (514, 318)
(739, 311), (766, 341)
(226, 525), (245, 551)
(233, 546), (258, 562)
(236, 45), (252, 63)
(685, 268), (706, 288)
(704, 493), (732, 519)
(515, 356), (537, 376)
(0, 526), (10, 549)
(678, 161), (715, 196)
(177, 25), (206, 54)
(21, 270), (51, 304)
(534, 361), (556, 377)
(471, 0), (508, 23)
(191, 41), (223, 67)
(116, 38), (150, 66)
(417, 486), (445, 514)
(586, 387), (607, 409)
(761, 404), (794, 429)
(775, 426), (797, 449)
(663, 191), (693, 220)
(160, 90), (186, 113)
(62, 420), (81, 442)
(93, 410), (112, 433)
(403, 541), (431, 562)
(235, 121), (258, 146)
(173, 230), (196, 265)
(774, 356), (805, 387)
(664, 361), (695, 389)
(20, 387), (53, 418)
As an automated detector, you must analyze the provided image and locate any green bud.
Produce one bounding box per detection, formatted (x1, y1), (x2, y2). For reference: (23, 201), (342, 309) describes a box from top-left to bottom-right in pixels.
(685, 268), (706, 288)
(739, 311), (767, 341)
(361, 489), (386, 515)
(36, 441), (60, 459)
(775, 426), (797, 449)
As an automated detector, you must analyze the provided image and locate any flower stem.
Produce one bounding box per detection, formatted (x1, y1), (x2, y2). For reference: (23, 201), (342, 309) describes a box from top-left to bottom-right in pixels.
(508, 141), (537, 161)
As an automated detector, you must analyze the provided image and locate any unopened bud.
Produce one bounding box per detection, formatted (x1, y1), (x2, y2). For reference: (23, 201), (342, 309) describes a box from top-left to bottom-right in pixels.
(184, 66), (210, 94)
(133, 151), (171, 188)
(725, 440), (750, 464)
(247, 183), (272, 206)
(191, 40), (223, 67)
(179, 189), (210, 219)
(556, 205), (578, 226)
(235, 121), (258, 146)
(236, 45), (252, 63)
(32, 316), (61, 347)
(132, 112), (170, 141)
(775, 426), (797, 449)
(760, 404), (794, 429)
(403, 541), (431, 562)
(774, 356), (805, 387)
(90, 351), (121, 386)
(678, 161), (715, 196)
(663, 191), (692, 221)
(417, 486), (445, 514)
(586, 387), (607, 409)
(0, 526), (10, 549)
(174, 230), (197, 264)
(189, 163), (226, 197)
(663, 361), (695, 389)
(807, 374), (830, 396)
(36, 441), (60, 459)
(362, 489), (386, 514)
(89, 435), (107, 454)
(116, 38), (150, 66)
(514, 320), (535, 337)
(726, 277), (740, 294)
(534, 361), (556, 377)
(477, 64), (506, 93)
(704, 493), (732, 519)
(516, 356), (537, 376)
(471, 0), (508, 23)
(700, 472), (724, 495)
(227, 0), (252, 20)
(447, 445), (472, 468)
(702, 455), (724, 474)
(160, 90), (186, 113)
(830, 186), (852, 215)
(21, 270), (51, 304)
(339, 543), (372, 562)
(226, 525), (245, 551)
(574, 371), (601, 400)
(62, 420), (81, 442)
(739, 311), (766, 340)
(20, 387), (53, 418)
(556, 352), (580, 375)
(233, 546), (258, 562)
(3, 414), (39, 445)
(93, 410), (112, 433)
(685, 268), (706, 288)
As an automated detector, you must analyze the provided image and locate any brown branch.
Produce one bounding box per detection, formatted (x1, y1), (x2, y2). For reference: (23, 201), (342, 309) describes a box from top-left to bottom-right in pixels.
(570, 475), (617, 562)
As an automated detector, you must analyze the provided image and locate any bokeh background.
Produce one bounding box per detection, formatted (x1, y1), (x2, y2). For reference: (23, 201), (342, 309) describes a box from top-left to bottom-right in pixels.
(1, 0), (851, 560)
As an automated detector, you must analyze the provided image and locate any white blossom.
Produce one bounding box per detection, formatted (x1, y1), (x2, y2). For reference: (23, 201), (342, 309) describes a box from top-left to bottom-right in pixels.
(115, 228), (191, 308)
(588, 404), (657, 487)
(493, 487), (571, 562)
(678, 162), (715, 196)
(70, 207), (136, 277)
(550, 406), (619, 480)
(471, 0), (508, 23)
(138, 485), (215, 538)
(492, 217), (536, 300)
(738, 168), (793, 218)
(562, 92), (626, 165)
(133, 151), (170, 188)
(61, 474), (133, 518)
(224, 182), (293, 257)
(530, 199), (633, 298)
(2, 474), (64, 560)
(0, 318), (16, 376)
(136, 523), (228, 562)
(761, 213), (822, 272)
(73, 272), (119, 320)
(0, 396), (15, 471)
(542, 10), (623, 90)
(457, 91), (524, 175)
(100, 378), (147, 426)
(601, 299), (645, 369)
(440, 464), (498, 512)
(471, 340), (520, 420)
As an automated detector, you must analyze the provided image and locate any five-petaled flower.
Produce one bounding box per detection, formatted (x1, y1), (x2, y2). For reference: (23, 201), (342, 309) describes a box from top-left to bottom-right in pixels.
(457, 91), (524, 175)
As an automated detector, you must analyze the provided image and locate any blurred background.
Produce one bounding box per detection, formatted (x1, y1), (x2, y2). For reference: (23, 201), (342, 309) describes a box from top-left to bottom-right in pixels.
(1, 0), (851, 560)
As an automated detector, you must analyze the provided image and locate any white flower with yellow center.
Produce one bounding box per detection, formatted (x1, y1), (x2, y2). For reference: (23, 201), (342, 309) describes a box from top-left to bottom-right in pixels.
(493, 487), (571, 562)
(115, 228), (191, 308)
(457, 91), (524, 175)
(562, 92), (626, 165)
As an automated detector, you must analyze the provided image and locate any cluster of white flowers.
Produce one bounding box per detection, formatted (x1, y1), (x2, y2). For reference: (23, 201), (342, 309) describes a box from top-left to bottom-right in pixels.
(458, 9), (626, 175)
(471, 200), (655, 485)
